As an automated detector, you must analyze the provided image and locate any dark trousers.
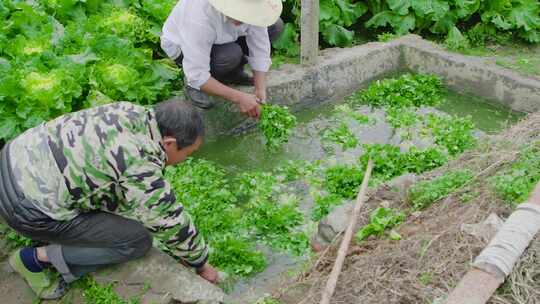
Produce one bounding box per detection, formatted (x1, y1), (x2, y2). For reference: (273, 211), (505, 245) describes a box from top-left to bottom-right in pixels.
(0, 144), (152, 282)
(175, 18), (284, 80)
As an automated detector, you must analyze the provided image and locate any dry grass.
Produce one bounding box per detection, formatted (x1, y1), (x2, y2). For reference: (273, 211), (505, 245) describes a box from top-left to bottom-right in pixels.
(277, 113), (540, 304)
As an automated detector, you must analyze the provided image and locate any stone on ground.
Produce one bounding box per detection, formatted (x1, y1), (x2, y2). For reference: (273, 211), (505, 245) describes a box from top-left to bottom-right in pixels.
(461, 213), (504, 243)
(0, 247), (225, 304)
(318, 200), (354, 244)
(94, 248), (225, 304)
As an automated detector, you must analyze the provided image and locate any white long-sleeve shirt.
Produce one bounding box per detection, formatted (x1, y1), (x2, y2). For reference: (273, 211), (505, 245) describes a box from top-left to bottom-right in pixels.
(161, 0), (272, 90)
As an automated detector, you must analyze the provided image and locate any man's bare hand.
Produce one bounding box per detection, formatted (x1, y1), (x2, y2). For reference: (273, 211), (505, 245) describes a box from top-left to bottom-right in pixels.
(196, 263), (219, 284)
(234, 92), (261, 119)
(254, 88), (266, 104)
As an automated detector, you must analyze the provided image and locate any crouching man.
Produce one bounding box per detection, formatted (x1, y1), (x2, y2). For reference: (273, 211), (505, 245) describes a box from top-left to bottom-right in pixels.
(161, 0), (284, 118)
(0, 100), (218, 299)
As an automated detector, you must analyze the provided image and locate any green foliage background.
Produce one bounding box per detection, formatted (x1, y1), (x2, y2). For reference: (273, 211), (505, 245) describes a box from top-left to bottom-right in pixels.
(275, 0), (540, 52)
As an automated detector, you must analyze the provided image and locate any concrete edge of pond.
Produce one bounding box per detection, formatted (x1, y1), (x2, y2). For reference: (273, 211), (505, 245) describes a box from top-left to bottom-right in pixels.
(399, 35), (540, 113)
(201, 34), (540, 139)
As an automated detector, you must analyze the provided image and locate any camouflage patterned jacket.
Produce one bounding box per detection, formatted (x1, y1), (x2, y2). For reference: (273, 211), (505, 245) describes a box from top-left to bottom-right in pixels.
(8, 102), (208, 267)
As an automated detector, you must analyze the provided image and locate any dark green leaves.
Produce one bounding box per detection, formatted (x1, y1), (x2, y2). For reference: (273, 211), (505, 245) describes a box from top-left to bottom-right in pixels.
(481, 0), (540, 43)
(281, 0), (538, 56)
(334, 0), (368, 26)
(366, 11), (416, 35)
(322, 24), (355, 47)
(318, 0), (368, 46)
(361, 0), (539, 43)
(272, 23), (300, 57)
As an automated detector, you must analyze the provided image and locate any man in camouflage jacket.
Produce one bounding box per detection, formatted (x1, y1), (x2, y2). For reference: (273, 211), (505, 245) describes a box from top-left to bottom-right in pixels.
(0, 100), (218, 299)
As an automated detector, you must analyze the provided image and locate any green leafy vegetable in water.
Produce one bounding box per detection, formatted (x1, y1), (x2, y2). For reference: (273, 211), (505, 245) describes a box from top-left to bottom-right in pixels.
(325, 165), (364, 199)
(401, 147), (448, 174)
(165, 158), (310, 276)
(324, 143), (450, 199)
(355, 207), (405, 243)
(208, 236), (267, 276)
(312, 193), (344, 221)
(385, 106), (420, 140)
(259, 104), (297, 150)
(359, 143), (405, 181)
(165, 159), (262, 275)
(424, 114), (476, 156)
(360, 144), (449, 181)
(238, 172), (309, 255)
(322, 122), (359, 150)
(358, 74), (443, 109)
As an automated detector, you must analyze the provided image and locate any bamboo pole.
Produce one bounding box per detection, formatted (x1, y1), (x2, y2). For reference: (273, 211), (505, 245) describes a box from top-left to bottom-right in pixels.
(320, 159), (374, 304)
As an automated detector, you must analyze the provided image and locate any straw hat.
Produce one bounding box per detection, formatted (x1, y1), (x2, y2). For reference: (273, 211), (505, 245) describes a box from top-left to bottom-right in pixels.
(208, 0), (283, 27)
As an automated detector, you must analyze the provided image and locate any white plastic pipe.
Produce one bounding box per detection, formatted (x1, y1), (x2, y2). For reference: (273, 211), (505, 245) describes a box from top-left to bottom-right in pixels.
(445, 201), (540, 304)
(473, 202), (540, 279)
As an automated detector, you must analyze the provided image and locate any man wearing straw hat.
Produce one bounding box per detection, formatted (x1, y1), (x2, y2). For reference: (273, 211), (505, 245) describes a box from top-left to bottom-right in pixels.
(161, 0), (284, 119)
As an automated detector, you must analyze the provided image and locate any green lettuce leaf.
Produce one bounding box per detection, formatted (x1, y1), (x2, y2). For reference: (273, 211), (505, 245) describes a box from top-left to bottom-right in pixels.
(322, 23), (355, 46)
(387, 0), (412, 16)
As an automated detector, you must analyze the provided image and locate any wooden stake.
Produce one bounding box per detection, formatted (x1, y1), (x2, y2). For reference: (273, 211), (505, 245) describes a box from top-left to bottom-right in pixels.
(300, 0), (319, 65)
(320, 159), (374, 304)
